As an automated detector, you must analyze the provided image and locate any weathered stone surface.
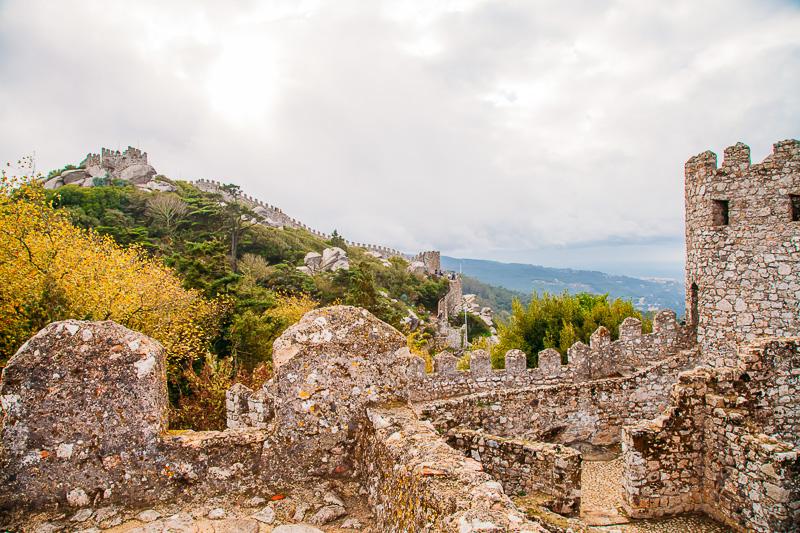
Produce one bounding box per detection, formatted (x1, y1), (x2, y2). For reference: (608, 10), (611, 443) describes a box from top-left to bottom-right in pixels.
(272, 525), (325, 533)
(60, 168), (91, 184)
(298, 248), (348, 274)
(118, 163), (157, 184)
(353, 406), (547, 532)
(251, 505), (275, 524)
(621, 338), (800, 531)
(304, 251), (322, 271)
(0, 320), (271, 511)
(685, 139), (800, 368)
(308, 504), (346, 525)
(447, 427), (582, 516)
(264, 306), (413, 477)
(0, 320), (167, 508)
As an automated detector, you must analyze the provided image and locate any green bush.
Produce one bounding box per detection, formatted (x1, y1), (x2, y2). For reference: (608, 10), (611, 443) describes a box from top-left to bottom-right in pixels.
(495, 291), (651, 368)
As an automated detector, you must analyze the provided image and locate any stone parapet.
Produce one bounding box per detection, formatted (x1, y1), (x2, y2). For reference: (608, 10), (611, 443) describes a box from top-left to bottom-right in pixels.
(417, 347), (698, 447)
(446, 428), (582, 516)
(410, 310), (694, 401)
(352, 406), (548, 532)
(621, 337), (800, 532)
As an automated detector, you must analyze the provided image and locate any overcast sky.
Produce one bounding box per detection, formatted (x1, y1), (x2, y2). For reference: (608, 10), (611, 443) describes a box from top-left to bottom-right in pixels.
(1, 0), (798, 279)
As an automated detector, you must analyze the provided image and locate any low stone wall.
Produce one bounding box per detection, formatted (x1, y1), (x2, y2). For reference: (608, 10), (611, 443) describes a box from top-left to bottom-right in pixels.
(621, 337), (800, 532)
(418, 347), (697, 447)
(446, 428), (581, 516)
(410, 311), (693, 402)
(352, 406), (547, 532)
(0, 320), (273, 510)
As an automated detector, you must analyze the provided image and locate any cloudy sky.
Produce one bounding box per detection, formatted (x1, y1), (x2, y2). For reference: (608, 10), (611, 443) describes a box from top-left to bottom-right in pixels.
(1, 0), (798, 279)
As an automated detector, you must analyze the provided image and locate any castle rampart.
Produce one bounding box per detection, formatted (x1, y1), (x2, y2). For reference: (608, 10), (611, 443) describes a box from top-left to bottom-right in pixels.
(417, 345), (698, 447)
(684, 139), (800, 368)
(445, 427), (582, 516)
(621, 337), (800, 532)
(193, 178), (407, 258)
(408, 310), (692, 401)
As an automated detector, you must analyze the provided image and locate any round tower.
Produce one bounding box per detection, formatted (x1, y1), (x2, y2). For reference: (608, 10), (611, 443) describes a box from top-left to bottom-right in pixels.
(684, 139), (800, 367)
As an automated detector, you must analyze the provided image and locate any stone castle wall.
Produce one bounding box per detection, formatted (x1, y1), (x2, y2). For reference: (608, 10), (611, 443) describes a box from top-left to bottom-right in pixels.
(684, 139), (800, 368)
(80, 146), (149, 173)
(0, 320), (271, 510)
(437, 275), (463, 320)
(621, 337), (800, 532)
(193, 178), (406, 258)
(410, 250), (441, 274)
(418, 346), (697, 447)
(412, 311), (691, 401)
(353, 406), (547, 532)
(445, 428), (582, 516)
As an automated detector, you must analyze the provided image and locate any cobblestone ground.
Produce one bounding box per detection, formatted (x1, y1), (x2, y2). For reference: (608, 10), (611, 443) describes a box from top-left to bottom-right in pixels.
(582, 458), (732, 532)
(2, 480), (377, 533)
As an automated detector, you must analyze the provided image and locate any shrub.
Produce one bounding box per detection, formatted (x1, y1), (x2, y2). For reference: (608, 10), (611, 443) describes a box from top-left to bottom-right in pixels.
(495, 291), (651, 367)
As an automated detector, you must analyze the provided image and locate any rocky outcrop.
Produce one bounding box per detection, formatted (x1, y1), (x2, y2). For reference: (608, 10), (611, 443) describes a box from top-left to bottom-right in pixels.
(44, 146), (175, 192)
(118, 163), (156, 184)
(297, 247), (349, 275)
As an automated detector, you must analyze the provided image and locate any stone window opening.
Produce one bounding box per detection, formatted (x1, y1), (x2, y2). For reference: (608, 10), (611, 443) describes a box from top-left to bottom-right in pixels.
(791, 194), (800, 222)
(712, 199), (729, 226)
(689, 283), (699, 329)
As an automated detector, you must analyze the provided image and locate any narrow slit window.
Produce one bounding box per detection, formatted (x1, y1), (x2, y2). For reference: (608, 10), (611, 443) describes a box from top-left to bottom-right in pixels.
(712, 199), (729, 226)
(791, 194), (800, 222)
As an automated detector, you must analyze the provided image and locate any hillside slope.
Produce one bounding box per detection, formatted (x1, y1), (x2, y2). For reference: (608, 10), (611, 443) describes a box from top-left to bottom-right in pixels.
(442, 256), (685, 315)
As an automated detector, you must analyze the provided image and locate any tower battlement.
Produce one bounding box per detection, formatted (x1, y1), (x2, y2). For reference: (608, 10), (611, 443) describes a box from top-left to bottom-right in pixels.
(684, 139), (800, 367)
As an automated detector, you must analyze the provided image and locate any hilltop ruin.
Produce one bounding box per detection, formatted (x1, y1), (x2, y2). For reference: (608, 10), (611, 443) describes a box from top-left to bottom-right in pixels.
(1, 139), (798, 532)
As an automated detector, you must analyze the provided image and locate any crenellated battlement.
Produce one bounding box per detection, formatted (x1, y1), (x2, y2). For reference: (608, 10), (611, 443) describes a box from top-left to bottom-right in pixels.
(407, 310), (694, 401)
(193, 178), (407, 258)
(80, 146), (149, 171)
(684, 138), (800, 368)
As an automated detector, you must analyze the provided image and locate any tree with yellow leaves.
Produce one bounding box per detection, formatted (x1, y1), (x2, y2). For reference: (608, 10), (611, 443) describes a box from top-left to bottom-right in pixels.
(0, 173), (226, 380)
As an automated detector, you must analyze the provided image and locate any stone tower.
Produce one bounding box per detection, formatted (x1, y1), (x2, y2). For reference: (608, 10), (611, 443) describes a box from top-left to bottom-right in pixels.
(684, 139), (800, 367)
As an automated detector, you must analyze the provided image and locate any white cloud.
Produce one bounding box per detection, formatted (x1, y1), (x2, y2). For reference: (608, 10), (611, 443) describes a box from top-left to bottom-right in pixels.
(0, 0), (798, 278)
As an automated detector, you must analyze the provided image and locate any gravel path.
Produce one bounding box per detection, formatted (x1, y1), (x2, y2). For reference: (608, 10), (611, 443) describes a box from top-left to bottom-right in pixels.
(581, 458), (732, 532)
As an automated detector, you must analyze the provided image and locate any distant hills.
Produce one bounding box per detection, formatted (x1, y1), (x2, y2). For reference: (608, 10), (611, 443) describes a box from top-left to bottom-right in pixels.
(442, 256), (685, 316)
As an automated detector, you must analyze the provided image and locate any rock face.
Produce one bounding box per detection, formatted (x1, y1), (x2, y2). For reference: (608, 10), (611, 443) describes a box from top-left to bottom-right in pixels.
(406, 260), (427, 275)
(119, 163), (157, 184)
(0, 320), (167, 508)
(297, 247), (349, 275)
(265, 306), (414, 475)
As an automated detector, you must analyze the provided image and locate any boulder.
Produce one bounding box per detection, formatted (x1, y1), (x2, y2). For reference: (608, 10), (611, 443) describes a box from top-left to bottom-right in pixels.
(85, 164), (106, 178)
(119, 163), (157, 184)
(320, 247), (346, 270)
(138, 180), (177, 193)
(60, 169), (90, 184)
(329, 258), (349, 271)
(43, 176), (63, 189)
(304, 252), (323, 272)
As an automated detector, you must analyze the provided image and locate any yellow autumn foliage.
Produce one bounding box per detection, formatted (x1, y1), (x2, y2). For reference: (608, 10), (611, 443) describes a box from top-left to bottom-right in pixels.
(0, 174), (226, 378)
